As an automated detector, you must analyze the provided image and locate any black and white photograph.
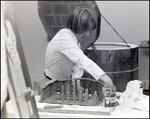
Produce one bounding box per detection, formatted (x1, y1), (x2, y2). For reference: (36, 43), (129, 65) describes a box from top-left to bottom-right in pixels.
(1, 1), (149, 118)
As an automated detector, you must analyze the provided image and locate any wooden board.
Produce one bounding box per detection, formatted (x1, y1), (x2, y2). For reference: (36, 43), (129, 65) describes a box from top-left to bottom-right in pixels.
(1, 2), (39, 118)
(38, 105), (115, 116)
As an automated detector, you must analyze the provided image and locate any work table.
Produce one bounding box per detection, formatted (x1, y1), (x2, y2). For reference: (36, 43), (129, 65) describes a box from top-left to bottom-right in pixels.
(2, 95), (149, 118)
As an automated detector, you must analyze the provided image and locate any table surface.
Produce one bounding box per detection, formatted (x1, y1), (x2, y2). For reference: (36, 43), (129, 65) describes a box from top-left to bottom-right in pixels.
(3, 95), (149, 118)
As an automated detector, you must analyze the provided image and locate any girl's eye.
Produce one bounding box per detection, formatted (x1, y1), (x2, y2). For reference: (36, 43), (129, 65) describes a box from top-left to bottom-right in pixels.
(85, 28), (89, 31)
(89, 29), (92, 33)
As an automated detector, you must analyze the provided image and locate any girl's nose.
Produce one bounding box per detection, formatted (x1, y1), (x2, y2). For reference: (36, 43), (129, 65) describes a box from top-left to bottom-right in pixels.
(86, 31), (90, 36)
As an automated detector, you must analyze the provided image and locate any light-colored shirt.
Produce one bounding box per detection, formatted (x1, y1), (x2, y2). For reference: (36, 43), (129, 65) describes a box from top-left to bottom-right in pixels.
(45, 28), (105, 80)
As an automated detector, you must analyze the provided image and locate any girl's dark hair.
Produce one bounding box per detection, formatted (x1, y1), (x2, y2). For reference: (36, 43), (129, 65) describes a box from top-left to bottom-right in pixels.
(66, 6), (96, 35)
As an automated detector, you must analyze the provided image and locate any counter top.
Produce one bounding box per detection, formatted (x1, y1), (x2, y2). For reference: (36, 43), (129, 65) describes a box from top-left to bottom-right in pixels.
(2, 95), (149, 118)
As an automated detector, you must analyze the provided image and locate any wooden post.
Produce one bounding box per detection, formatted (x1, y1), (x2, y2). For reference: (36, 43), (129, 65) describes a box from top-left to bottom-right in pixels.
(85, 89), (88, 104)
(67, 84), (70, 104)
(73, 84), (76, 103)
(69, 80), (72, 95)
(93, 91), (97, 105)
(79, 87), (83, 104)
(75, 79), (78, 95)
(61, 85), (64, 102)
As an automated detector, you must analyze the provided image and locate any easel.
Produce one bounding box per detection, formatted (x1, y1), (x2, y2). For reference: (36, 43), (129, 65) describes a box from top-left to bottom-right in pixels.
(1, 2), (39, 118)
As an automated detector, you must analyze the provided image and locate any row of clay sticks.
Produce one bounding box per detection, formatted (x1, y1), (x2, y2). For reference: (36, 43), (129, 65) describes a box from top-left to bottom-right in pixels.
(60, 81), (99, 105)
(43, 79), (102, 105)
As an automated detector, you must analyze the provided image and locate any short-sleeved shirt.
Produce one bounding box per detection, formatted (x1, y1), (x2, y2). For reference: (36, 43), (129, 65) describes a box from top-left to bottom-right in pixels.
(45, 28), (105, 80)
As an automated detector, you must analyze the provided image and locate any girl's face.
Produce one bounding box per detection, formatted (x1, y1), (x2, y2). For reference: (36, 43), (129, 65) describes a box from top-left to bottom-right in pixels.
(78, 29), (93, 42)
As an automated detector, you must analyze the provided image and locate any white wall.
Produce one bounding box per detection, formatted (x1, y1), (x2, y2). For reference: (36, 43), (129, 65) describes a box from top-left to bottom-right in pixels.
(96, 1), (149, 44)
(12, 1), (149, 88)
(12, 1), (48, 87)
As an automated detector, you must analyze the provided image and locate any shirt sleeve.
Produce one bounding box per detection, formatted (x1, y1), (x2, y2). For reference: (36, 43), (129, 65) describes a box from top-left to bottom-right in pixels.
(71, 64), (84, 78)
(58, 39), (106, 80)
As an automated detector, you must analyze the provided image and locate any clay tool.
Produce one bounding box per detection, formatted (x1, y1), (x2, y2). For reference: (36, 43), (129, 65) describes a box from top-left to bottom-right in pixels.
(44, 105), (62, 109)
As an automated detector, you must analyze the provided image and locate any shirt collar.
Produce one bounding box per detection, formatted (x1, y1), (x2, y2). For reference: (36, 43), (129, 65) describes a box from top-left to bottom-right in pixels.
(67, 28), (78, 43)
(66, 28), (81, 48)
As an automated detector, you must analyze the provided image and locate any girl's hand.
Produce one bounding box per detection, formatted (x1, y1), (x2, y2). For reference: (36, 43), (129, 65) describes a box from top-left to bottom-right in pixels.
(98, 74), (114, 88)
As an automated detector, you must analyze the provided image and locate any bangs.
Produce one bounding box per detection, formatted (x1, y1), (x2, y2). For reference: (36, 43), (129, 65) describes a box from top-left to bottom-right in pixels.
(66, 6), (97, 34)
(83, 18), (96, 31)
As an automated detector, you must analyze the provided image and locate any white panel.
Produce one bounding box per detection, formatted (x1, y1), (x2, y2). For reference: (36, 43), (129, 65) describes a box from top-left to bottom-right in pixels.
(14, 9), (42, 25)
(97, 26), (113, 42)
(17, 25), (47, 41)
(113, 10), (149, 26)
(12, 1), (37, 9)
(25, 58), (45, 73)
(100, 9), (114, 26)
(30, 73), (44, 81)
(96, 1), (114, 9)
(145, 25), (149, 39)
(21, 41), (48, 57)
(111, 26), (148, 45)
(112, 1), (149, 10)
